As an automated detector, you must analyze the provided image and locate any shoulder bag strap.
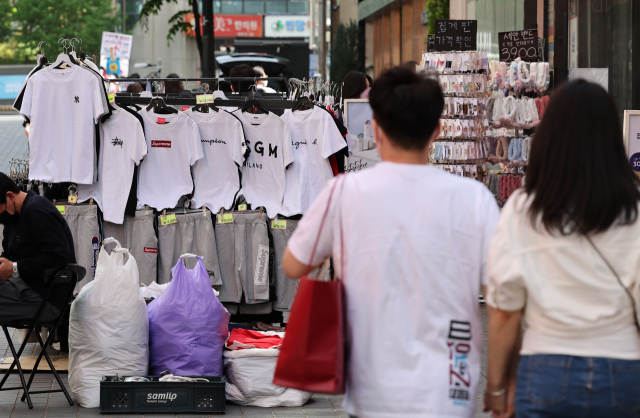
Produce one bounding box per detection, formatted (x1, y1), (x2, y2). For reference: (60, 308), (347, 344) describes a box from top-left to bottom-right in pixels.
(585, 235), (640, 331)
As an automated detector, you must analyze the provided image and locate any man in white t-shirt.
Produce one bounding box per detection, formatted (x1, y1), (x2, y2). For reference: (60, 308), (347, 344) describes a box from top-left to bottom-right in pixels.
(283, 66), (500, 418)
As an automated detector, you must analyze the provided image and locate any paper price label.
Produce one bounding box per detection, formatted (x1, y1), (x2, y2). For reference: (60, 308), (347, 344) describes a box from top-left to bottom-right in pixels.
(196, 94), (214, 104)
(56, 206), (66, 215)
(238, 204), (247, 211)
(68, 195), (78, 204)
(271, 220), (287, 230)
(108, 93), (115, 103)
(160, 214), (177, 226)
(217, 213), (233, 224)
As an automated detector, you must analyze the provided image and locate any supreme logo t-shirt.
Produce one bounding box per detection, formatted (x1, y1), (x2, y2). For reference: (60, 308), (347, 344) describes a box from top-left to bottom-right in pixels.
(235, 112), (294, 218)
(137, 109), (204, 210)
(185, 108), (247, 214)
(280, 107), (347, 216)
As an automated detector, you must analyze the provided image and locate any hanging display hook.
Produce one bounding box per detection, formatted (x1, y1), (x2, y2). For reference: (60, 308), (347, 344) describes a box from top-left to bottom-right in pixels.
(38, 41), (47, 56)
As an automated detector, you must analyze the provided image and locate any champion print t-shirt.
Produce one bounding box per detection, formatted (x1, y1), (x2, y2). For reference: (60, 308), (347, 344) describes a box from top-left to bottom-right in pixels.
(185, 108), (247, 213)
(235, 111), (294, 218)
(137, 109), (204, 210)
(287, 163), (500, 418)
(280, 107), (347, 216)
(20, 65), (107, 184)
(77, 108), (147, 224)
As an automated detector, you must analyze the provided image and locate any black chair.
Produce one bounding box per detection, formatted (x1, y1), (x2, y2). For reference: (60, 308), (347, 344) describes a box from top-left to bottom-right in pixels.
(0, 264), (85, 409)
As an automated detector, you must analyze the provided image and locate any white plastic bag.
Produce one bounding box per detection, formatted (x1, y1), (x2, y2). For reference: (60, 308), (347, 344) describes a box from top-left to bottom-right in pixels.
(224, 347), (312, 407)
(69, 238), (149, 408)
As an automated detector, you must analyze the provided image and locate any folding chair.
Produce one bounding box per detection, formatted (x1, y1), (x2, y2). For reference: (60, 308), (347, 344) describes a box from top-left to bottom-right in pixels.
(0, 264), (85, 409)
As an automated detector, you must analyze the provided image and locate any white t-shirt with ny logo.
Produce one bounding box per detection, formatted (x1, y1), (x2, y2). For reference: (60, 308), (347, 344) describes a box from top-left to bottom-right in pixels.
(280, 107), (347, 216)
(77, 107), (147, 223)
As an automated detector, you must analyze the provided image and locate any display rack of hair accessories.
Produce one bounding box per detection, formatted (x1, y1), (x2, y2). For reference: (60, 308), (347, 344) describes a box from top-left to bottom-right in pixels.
(422, 51), (552, 207)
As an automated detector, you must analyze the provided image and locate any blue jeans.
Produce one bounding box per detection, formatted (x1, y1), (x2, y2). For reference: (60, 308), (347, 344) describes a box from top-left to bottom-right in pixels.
(516, 354), (640, 418)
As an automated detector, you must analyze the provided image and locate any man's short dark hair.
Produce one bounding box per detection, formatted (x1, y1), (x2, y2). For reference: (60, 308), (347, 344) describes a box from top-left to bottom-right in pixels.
(0, 173), (20, 204)
(369, 66), (443, 150)
(229, 64), (260, 92)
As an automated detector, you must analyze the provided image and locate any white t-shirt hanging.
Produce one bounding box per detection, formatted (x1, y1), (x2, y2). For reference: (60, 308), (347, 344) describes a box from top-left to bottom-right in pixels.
(185, 108), (247, 213)
(287, 163), (500, 418)
(280, 107), (346, 216)
(137, 109), (204, 210)
(77, 108), (147, 224)
(235, 111), (295, 218)
(19, 65), (107, 184)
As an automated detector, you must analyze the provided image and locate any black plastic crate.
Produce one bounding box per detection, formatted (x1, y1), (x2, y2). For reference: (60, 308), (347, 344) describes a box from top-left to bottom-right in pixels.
(100, 375), (226, 414)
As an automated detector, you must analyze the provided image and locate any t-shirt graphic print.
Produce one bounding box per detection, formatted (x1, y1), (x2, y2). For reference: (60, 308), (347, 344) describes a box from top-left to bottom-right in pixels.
(235, 112), (294, 218)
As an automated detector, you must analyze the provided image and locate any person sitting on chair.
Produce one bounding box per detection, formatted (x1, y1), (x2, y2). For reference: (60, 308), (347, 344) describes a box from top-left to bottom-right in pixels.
(0, 173), (76, 324)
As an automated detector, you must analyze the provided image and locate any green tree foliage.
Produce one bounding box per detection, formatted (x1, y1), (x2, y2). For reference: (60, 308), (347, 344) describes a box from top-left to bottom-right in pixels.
(0, 0), (13, 42)
(10, 0), (117, 62)
(330, 20), (365, 85)
(425, 0), (449, 35)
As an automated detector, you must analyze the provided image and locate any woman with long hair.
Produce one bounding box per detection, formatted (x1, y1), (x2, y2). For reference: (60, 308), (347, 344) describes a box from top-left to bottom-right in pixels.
(485, 79), (640, 418)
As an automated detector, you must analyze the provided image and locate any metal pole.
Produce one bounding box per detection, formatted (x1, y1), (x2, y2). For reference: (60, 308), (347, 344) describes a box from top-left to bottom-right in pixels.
(202, 0), (215, 77)
(319, 0), (327, 78)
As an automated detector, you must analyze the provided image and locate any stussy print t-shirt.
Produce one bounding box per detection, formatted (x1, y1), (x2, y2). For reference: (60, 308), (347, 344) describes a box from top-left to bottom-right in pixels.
(77, 108), (147, 224)
(137, 109), (204, 210)
(185, 108), (247, 213)
(235, 111), (294, 218)
(280, 107), (347, 216)
(19, 65), (107, 184)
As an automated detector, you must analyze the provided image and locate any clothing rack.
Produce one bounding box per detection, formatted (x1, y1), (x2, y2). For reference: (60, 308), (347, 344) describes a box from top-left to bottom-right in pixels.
(113, 93), (297, 109)
(107, 77), (283, 83)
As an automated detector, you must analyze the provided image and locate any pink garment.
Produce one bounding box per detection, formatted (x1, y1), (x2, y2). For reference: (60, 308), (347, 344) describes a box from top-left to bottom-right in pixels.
(360, 88), (370, 99)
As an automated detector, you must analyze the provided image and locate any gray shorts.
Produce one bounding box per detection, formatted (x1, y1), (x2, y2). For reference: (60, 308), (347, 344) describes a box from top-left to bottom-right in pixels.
(215, 211), (270, 304)
(61, 205), (101, 295)
(157, 210), (222, 285)
(103, 210), (158, 286)
(270, 218), (300, 312)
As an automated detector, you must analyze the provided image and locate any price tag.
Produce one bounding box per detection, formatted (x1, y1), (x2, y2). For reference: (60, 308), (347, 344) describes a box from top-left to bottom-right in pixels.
(238, 204), (247, 211)
(217, 213), (233, 224)
(159, 213), (177, 226)
(196, 94), (214, 104)
(56, 206), (66, 215)
(182, 106), (190, 111)
(271, 219), (287, 230)
(108, 93), (115, 103)
(68, 195), (78, 204)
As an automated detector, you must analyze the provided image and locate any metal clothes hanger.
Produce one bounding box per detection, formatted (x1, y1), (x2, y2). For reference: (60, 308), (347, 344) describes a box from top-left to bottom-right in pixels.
(194, 83), (219, 113)
(52, 39), (75, 69)
(146, 81), (178, 115)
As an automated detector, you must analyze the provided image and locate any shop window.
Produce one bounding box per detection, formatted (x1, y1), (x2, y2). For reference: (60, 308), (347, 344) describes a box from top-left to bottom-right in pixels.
(287, 1), (309, 14)
(266, 1), (288, 13)
(221, 0), (244, 13)
(244, 0), (266, 14)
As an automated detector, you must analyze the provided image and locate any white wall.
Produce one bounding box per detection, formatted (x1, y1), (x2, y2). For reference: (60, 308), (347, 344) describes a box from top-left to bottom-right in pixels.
(129, 0), (201, 81)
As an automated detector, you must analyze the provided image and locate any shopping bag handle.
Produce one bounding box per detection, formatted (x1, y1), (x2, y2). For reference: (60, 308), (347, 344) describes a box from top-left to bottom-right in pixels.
(305, 175), (345, 277)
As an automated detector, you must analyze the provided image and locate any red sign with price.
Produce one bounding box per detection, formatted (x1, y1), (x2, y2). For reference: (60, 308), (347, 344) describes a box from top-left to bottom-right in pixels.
(184, 14), (262, 38)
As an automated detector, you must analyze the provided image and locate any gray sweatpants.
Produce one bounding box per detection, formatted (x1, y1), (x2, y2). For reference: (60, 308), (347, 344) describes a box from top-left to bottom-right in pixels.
(61, 205), (101, 295)
(271, 218), (300, 312)
(157, 210), (222, 285)
(103, 210), (158, 286)
(0, 277), (59, 325)
(215, 211), (270, 304)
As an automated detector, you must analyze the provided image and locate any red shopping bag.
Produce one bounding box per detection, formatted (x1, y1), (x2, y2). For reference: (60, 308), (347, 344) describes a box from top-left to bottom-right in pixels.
(273, 176), (346, 394)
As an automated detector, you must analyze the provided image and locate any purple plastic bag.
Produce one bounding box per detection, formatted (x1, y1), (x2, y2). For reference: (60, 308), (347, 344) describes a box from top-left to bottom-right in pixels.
(148, 255), (230, 376)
